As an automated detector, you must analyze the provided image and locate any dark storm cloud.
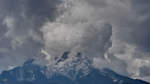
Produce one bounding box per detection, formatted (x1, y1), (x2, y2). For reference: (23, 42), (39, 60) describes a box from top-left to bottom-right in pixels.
(0, 0), (62, 72)
(117, 0), (150, 52)
(81, 23), (112, 58)
(24, 0), (61, 21)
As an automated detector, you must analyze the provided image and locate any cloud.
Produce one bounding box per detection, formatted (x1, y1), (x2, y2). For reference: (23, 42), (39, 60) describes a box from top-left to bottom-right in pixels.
(0, 0), (150, 82)
(41, 0), (112, 64)
(0, 0), (61, 72)
(41, 0), (150, 82)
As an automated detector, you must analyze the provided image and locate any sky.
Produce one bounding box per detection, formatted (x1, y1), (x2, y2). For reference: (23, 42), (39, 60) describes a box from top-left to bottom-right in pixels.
(0, 0), (150, 82)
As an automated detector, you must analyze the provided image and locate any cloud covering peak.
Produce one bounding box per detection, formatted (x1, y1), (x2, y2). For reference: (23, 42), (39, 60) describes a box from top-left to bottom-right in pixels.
(0, 0), (150, 82)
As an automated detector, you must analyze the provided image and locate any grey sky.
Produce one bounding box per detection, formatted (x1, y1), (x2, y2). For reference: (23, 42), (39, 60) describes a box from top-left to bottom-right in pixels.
(0, 0), (150, 82)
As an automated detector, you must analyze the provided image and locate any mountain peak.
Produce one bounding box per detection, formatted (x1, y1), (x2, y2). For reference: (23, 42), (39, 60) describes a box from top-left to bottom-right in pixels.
(23, 59), (35, 66)
(56, 51), (70, 65)
(0, 52), (149, 84)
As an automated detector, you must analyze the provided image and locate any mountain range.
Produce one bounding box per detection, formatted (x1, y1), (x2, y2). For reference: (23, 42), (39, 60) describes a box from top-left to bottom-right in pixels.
(0, 52), (149, 84)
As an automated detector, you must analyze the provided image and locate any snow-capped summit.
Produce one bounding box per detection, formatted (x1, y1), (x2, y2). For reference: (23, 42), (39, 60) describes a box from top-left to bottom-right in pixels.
(0, 52), (149, 84)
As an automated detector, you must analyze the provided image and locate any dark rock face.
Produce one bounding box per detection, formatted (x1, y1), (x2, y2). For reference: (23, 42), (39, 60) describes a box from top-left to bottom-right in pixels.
(0, 54), (149, 84)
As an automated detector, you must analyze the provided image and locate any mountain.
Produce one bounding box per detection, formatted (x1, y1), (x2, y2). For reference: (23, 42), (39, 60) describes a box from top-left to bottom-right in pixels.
(0, 52), (149, 84)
